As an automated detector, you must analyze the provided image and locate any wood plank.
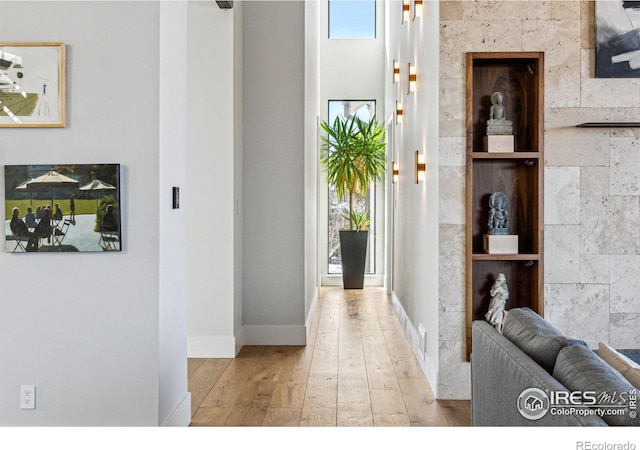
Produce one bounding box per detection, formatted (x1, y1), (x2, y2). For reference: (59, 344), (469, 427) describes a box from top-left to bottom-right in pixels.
(438, 400), (472, 426)
(398, 378), (448, 426)
(224, 380), (277, 426)
(370, 388), (407, 415)
(263, 407), (302, 426)
(373, 413), (412, 427)
(189, 359), (232, 415)
(188, 358), (206, 377)
(270, 368), (308, 409)
(190, 406), (232, 427)
(337, 376), (370, 404)
(299, 405), (337, 426)
(337, 403), (374, 426)
(187, 287), (471, 428)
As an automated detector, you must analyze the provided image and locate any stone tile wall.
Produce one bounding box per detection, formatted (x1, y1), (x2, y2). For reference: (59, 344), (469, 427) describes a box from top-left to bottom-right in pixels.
(438, 0), (640, 399)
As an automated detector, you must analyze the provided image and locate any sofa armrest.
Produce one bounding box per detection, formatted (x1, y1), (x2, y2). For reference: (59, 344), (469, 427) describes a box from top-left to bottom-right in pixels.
(472, 320), (607, 426)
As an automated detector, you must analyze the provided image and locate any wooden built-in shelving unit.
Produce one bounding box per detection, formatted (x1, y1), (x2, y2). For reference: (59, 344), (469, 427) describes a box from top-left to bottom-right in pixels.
(465, 52), (545, 360)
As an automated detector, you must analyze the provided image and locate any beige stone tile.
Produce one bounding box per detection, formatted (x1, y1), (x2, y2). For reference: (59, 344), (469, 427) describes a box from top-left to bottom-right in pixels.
(546, 106), (610, 128)
(610, 136), (640, 195)
(545, 127), (610, 167)
(581, 166), (610, 196)
(439, 310), (465, 342)
(580, 254), (610, 285)
(462, 0), (552, 21)
(552, 1), (581, 20)
(439, 76), (466, 137)
(437, 340), (470, 400)
(438, 224), (465, 312)
(610, 314), (640, 348)
(522, 19), (581, 107)
(581, 196), (640, 255)
(440, 1), (463, 21)
(545, 166), (581, 224)
(440, 136), (466, 167)
(439, 166), (465, 225)
(581, 0), (595, 49)
(544, 225), (580, 284)
(610, 256), (640, 314)
(545, 283), (610, 347)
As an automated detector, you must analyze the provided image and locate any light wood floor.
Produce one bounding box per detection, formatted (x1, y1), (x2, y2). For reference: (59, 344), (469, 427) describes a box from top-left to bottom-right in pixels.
(188, 286), (470, 426)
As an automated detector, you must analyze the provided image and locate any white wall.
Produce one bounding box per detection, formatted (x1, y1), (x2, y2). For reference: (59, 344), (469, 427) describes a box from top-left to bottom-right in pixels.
(233, 1), (245, 353)
(186, 1), (237, 357)
(158, 1), (190, 426)
(0, 1), (166, 425)
(305, 0), (321, 327)
(242, 1), (307, 344)
(385, 0), (441, 395)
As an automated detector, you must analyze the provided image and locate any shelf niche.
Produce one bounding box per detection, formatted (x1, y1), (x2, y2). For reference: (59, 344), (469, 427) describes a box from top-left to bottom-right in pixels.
(465, 52), (545, 360)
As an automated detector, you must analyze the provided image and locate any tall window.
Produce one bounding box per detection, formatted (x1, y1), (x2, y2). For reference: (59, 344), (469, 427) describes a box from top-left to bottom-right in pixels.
(326, 100), (376, 275)
(328, 1), (376, 39)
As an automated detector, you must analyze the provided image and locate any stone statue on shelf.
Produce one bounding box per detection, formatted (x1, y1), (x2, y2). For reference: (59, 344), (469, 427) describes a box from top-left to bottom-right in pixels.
(487, 192), (510, 235)
(486, 272), (509, 333)
(486, 91), (513, 135)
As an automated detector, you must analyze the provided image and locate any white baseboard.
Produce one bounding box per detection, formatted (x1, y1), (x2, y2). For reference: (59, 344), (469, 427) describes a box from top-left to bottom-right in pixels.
(243, 325), (307, 345)
(305, 287), (319, 341)
(161, 392), (191, 427)
(391, 291), (439, 396)
(187, 334), (237, 358)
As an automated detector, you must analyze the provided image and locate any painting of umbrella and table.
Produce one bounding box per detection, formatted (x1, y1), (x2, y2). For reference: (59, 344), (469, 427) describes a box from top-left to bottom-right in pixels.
(4, 164), (121, 252)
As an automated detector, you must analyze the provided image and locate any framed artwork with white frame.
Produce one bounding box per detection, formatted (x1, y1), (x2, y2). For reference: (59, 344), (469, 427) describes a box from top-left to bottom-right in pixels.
(0, 42), (66, 127)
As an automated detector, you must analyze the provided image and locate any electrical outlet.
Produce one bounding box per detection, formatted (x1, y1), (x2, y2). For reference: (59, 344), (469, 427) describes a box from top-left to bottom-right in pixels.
(20, 385), (35, 410)
(418, 325), (427, 361)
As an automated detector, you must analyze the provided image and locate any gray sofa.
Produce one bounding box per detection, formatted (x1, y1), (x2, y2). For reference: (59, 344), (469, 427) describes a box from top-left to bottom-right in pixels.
(471, 308), (639, 426)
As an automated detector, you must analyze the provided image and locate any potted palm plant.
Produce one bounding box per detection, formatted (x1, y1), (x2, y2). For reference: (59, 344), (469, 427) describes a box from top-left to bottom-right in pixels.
(320, 115), (386, 289)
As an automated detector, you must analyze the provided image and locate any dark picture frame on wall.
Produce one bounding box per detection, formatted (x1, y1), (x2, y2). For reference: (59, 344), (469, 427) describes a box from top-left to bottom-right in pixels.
(596, 1), (640, 78)
(5, 164), (121, 252)
(0, 42), (66, 127)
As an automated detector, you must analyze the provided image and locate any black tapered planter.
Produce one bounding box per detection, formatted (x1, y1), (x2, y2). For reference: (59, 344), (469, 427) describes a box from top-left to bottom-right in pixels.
(339, 230), (369, 289)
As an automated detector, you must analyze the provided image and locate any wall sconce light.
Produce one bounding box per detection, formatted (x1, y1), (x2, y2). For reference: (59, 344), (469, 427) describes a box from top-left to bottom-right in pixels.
(396, 101), (404, 124)
(413, 0), (423, 19)
(415, 150), (426, 184)
(408, 63), (417, 94)
(393, 60), (400, 84)
(392, 161), (399, 184)
(402, 0), (410, 23)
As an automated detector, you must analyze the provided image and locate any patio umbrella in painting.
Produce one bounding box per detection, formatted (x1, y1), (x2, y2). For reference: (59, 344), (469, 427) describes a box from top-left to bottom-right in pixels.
(14, 178), (34, 205)
(79, 179), (116, 204)
(15, 170), (80, 208)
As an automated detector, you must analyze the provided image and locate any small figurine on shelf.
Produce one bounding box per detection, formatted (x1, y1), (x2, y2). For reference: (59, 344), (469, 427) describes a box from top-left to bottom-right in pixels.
(484, 91), (514, 152)
(486, 273), (509, 333)
(484, 191), (518, 254)
(486, 91), (513, 135)
(487, 192), (510, 235)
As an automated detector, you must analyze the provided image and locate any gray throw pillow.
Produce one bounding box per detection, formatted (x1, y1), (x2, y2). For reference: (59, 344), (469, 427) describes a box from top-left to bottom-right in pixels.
(502, 307), (588, 373)
(553, 345), (639, 427)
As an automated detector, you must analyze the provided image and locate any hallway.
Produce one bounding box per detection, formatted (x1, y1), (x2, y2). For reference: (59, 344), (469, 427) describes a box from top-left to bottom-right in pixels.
(188, 287), (470, 426)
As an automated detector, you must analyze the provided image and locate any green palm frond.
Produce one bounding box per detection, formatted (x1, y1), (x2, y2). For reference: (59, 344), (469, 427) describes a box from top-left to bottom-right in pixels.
(320, 115), (386, 230)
